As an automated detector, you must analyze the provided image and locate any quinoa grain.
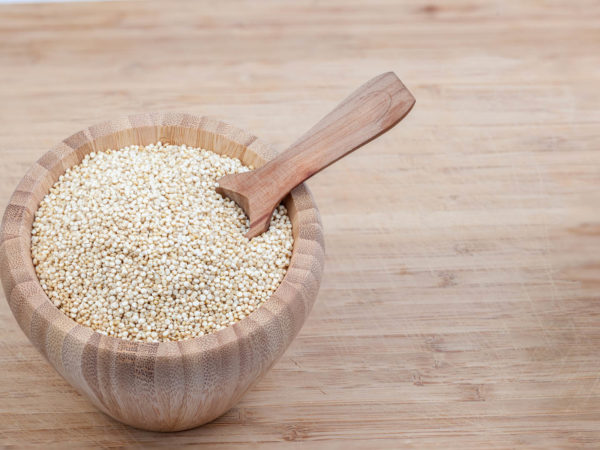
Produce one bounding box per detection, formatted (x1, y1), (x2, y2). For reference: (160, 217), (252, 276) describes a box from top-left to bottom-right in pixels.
(31, 143), (294, 342)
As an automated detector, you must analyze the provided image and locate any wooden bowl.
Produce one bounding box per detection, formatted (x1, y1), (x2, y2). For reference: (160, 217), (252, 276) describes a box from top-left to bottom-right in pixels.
(0, 113), (324, 432)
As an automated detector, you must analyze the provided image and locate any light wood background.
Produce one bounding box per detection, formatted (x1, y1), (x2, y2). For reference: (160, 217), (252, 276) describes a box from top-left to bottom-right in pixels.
(1, 0), (599, 448)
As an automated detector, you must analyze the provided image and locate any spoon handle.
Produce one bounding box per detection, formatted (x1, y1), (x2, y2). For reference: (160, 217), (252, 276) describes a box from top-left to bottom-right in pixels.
(256, 72), (415, 195)
(216, 72), (415, 238)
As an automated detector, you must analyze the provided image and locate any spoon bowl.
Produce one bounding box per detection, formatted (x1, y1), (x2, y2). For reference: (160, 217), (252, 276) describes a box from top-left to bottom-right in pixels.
(0, 113), (324, 431)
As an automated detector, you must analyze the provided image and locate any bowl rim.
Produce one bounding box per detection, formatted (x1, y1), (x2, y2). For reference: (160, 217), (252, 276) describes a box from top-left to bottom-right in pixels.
(0, 112), (325, 361)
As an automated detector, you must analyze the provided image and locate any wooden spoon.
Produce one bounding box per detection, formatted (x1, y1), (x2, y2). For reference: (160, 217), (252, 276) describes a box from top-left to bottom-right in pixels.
(216, 72), (416, 238)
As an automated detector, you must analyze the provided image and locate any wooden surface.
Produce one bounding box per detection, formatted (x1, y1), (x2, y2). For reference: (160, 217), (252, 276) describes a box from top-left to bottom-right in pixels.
(217, 72), (415, 238)
(0, 114), (324, 432)
(0, 0), (599, 447)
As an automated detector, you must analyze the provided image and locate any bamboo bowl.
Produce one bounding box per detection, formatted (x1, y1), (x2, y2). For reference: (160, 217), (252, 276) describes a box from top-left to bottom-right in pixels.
(0, 113), (324, 431)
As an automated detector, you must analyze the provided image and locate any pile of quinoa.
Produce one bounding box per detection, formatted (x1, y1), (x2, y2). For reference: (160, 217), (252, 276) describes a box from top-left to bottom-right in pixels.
(31, 143), (294, 342)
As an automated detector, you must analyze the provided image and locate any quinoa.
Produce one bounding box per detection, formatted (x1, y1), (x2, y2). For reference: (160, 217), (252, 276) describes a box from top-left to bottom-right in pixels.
(30, 142), (294, 342)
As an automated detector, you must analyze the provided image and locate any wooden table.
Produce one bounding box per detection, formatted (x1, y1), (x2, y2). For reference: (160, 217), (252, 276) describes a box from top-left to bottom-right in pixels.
(1, 0), (599, 447)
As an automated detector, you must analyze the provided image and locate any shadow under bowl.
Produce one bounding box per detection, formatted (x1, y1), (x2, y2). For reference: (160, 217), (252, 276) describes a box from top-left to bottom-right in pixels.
(0, 113), (325, 431)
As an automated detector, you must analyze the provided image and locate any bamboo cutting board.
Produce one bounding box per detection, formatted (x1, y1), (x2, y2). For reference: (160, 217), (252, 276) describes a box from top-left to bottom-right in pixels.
(1, 0), (599, 448)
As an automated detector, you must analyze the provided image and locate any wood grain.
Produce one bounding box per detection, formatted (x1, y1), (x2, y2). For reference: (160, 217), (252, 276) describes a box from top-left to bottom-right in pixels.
(216, 72), (415, 238)
(0, 0), (599, 447)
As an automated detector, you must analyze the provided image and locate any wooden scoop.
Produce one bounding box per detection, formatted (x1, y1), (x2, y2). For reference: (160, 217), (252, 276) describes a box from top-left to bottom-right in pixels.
(216, 72), (416, 238)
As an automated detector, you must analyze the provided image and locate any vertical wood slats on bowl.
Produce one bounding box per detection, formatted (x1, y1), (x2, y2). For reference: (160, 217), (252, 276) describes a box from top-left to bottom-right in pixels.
(0, 113), (324, 431)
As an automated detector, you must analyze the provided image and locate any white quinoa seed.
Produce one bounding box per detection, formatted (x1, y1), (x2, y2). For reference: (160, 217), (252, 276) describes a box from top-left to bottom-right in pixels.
(31, 143), (294, 342)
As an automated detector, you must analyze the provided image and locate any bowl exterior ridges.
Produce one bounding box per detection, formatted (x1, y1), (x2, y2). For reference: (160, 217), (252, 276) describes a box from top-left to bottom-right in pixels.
(0, 113), (324, 431)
